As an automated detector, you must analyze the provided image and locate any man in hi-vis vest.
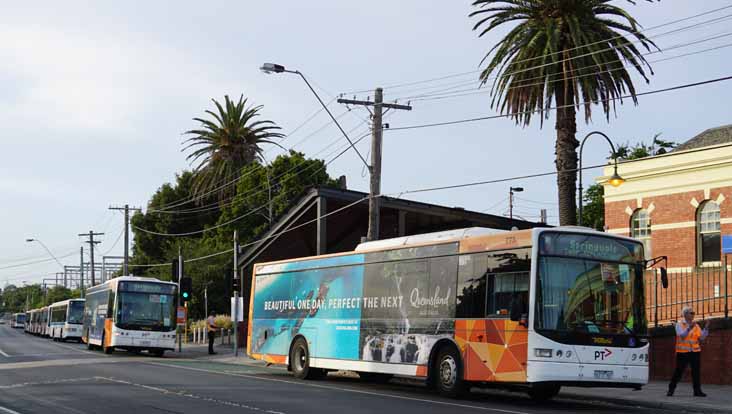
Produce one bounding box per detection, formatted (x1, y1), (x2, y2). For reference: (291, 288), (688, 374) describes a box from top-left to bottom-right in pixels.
(667, 306), (708, 397)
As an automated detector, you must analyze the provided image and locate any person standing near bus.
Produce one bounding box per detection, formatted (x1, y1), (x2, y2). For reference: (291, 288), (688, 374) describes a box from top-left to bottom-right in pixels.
(207, 311), (217, 355)
(667, 306), (708, 397)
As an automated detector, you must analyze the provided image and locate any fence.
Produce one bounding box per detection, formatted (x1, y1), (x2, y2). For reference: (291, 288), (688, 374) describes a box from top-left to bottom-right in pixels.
(645, 264), (732, 327)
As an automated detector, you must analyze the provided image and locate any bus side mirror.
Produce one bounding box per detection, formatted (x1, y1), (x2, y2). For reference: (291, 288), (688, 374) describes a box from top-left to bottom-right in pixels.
(660, 267), (669, 289)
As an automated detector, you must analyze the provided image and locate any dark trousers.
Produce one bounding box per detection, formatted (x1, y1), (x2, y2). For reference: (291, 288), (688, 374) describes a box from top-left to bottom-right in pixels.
(668, 352), (702, 392)
(208, 330), (215, 354)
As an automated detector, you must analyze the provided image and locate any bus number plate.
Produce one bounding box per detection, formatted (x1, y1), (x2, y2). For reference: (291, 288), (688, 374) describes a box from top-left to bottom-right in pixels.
(594, 370), (613, 379)
(140, 340), (151, 346)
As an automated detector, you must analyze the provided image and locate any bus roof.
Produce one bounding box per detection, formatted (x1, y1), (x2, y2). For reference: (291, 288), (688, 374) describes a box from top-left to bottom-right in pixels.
(87, 276), (177, 293)
(253, 226), (643, 272)
(49, 298), (85, 308)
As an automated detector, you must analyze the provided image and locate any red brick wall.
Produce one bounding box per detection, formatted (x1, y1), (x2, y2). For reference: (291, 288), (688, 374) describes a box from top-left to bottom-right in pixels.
(650, 319), (732, 385)
(605, 185), (732, 268)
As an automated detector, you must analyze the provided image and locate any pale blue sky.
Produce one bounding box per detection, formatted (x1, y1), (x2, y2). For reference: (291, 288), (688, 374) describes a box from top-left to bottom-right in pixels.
(2, 0), (731, 286)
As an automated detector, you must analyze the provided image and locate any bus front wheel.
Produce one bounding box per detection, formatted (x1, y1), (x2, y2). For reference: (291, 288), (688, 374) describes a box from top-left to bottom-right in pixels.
(433, 346), (468, 398)
(289, 337), (325, 380)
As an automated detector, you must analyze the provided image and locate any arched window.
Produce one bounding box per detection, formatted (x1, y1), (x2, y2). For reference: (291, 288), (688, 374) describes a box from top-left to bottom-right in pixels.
(697, 200), (721, 264)
(631, 209), (652, 259)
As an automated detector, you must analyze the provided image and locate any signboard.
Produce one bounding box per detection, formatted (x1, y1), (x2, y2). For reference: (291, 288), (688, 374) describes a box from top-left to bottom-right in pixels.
(231, 297), (245, 322)
(176, 306), (186, 325)
(723, 235), (732, 255)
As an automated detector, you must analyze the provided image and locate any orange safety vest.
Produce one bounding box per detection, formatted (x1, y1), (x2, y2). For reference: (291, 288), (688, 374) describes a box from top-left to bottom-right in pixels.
(675, 321), (702, 353)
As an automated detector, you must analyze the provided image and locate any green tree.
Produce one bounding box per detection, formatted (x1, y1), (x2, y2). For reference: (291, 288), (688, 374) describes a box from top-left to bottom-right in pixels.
(183, 95), (284, 201)
(471, 0), (657, 225)
(582, 135), (676, 229)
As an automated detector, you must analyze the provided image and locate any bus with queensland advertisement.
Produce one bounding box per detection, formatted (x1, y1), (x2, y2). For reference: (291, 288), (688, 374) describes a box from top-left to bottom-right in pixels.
(48, 299), (85, 342)
(82, 276), (177, 356)
(248, 226), (666, 400)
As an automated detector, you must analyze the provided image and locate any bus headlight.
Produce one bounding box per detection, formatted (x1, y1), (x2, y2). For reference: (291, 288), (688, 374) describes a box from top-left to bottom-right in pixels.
(534, 348), (553, 358)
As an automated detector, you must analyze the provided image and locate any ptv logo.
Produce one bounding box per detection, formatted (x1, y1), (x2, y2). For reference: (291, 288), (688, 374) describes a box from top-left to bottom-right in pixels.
(594, 348), (613, 361)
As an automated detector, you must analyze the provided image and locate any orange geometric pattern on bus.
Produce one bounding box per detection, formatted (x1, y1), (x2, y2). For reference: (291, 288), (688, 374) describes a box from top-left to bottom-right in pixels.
(455, 319), (528, 382)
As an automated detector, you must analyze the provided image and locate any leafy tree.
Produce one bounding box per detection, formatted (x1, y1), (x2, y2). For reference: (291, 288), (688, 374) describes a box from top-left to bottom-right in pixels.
(582, 135), (676, 229)
(470, 0), (657, 225)
(183, 95), (284, 201)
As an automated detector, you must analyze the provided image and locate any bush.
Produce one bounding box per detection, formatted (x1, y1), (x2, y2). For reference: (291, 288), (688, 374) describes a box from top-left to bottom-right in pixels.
(190, 315), (232, 330)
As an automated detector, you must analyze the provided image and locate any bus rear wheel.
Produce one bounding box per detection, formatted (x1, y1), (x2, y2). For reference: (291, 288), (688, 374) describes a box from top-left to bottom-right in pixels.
(290, 337), (325, 380)
(433, 346), (468, 398)
(527, 384), (561, 401)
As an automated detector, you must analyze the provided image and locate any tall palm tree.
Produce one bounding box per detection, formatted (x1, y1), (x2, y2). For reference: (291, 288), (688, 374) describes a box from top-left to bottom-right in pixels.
(471, 0), (656, 225)
(183, 95), (284, 201)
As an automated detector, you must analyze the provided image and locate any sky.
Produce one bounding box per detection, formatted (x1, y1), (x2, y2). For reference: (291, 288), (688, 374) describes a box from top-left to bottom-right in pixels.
(1, 0), (731, 286)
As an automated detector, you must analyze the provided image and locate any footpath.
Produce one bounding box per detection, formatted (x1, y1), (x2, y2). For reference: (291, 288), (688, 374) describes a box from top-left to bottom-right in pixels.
(181, 346), (732, 413)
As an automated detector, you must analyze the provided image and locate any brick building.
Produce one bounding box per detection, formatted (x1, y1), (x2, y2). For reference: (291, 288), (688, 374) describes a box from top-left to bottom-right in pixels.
(601, 124), (732, 270)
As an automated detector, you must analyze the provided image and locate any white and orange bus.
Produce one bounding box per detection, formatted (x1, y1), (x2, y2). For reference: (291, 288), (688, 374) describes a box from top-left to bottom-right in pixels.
(248, 226), (663, 399)
(82, 276), (177, 356)
(48, 299), (85, 342)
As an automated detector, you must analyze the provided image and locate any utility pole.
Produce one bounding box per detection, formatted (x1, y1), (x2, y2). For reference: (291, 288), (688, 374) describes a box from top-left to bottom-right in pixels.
(109, 205), (141, 276)
(79, 247), (85, 295)
(177, 246), (182, 353)
(508, 187), (524, 221)
(338, 88), (411, 241)
(79, 231), (104, 286)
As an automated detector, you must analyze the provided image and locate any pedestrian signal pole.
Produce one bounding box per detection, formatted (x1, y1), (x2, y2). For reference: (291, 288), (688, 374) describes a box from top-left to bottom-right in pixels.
(233, 230), (239, 356)
(177, 247), (183, 353)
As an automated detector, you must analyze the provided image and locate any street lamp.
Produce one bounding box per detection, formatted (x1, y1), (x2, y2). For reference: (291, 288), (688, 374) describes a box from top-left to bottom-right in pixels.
(578, 131), (625, 226)
(509, 187), (524, 220)
(25, 238), (64, 269)
(259, 62), (369, 170)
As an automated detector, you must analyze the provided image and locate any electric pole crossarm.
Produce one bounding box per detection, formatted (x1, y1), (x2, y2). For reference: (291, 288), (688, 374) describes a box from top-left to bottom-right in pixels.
(337, 98), (412, 111)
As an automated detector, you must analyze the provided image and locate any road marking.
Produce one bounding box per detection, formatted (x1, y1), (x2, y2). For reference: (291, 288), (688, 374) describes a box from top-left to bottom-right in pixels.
(0, 406), (22, 414)
(146, 362), (530, 414)
(0, 377), (97, 390)
(96, 377), (285, 414)
(0, 348), (9, 358)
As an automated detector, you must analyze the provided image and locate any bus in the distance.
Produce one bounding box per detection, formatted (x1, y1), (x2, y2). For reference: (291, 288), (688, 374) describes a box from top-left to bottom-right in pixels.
(11, 313), (26, 329)
(39, 306), (50, 337)
(48, 299), (85, 342)
(248, 226), (664, 400)
(82, 276), (177, 356)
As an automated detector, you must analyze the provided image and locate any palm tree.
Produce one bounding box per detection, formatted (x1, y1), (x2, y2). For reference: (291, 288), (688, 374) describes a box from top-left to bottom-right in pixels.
(183, 95), (284, 201)
(471, 0), (657, 225)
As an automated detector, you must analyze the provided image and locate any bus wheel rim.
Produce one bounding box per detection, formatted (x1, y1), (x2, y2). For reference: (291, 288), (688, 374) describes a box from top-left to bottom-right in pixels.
(295, 346), (306, 371)
(439, 356), (457, 388)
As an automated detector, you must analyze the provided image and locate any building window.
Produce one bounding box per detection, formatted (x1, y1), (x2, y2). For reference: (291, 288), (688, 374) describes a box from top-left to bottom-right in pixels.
(697, 200), (721, 264)
(631, 209), (652, 259)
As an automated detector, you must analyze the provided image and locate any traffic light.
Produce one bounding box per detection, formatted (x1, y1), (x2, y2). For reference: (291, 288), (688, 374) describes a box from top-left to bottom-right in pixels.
(180, 277), (192, 302)
(232, 277), (241, 293)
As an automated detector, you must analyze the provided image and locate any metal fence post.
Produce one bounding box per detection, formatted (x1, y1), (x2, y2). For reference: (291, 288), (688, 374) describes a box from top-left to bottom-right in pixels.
(725, 255), (729, 319)
(654, 269), (659, 328)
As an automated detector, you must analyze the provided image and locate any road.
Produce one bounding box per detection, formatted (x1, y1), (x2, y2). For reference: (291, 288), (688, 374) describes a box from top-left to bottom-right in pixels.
(0, 325), (693, 414)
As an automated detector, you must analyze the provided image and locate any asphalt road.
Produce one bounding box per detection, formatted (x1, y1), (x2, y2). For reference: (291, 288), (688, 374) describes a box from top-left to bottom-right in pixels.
(0, 325), (693, 414)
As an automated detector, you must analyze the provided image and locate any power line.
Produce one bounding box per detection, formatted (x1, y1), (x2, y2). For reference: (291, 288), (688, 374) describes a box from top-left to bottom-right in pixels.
(0, 251), (77, 271)
(386, 74), (732, 132)
(408, 36), (732, 103)
(342, 4), (732, 95)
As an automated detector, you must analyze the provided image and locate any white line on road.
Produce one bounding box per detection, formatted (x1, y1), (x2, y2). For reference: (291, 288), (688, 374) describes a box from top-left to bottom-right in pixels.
(0, 405), (22, 414)
(96, 377), (285, 414)
(0, 348), (9, 358)
(146, 362), (531, 414)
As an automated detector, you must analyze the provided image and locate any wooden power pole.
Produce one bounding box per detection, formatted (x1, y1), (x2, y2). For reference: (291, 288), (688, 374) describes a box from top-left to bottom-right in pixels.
(79, 231), (104, 286)
(109, 204), (141, 275)
(338, 88), (411, 241)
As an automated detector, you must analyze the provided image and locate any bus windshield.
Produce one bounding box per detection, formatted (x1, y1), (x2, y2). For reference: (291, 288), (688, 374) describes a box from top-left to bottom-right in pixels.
(116, 282), (176, 331)
(68, 301), (84, 324)
(535, 232), (647, 336)
(16, 314), (26, 323)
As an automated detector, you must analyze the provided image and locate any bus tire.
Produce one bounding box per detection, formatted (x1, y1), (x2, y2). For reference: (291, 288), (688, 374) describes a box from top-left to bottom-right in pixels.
(151, 349), (165, 357)
(527, 384), (560, 401)
(433, 345), (468, 398)
(289, 337), (325, 380)
(358, 372), (393, 383)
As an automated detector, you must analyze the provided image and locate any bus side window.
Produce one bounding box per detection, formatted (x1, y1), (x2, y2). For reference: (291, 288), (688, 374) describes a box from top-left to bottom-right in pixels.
(456, 254), (487, 318)
(485, 249), (531, 318)
(107, 290), (116, 319)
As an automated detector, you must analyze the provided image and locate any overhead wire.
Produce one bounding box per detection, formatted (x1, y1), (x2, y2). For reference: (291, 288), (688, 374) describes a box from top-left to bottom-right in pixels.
(341, 4), (732, 95)
(386, 74), (732, 132)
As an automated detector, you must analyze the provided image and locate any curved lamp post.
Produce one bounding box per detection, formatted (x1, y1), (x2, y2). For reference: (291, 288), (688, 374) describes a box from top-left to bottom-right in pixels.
(578, 131), (625, 226)
(25, 238), (64, 269)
